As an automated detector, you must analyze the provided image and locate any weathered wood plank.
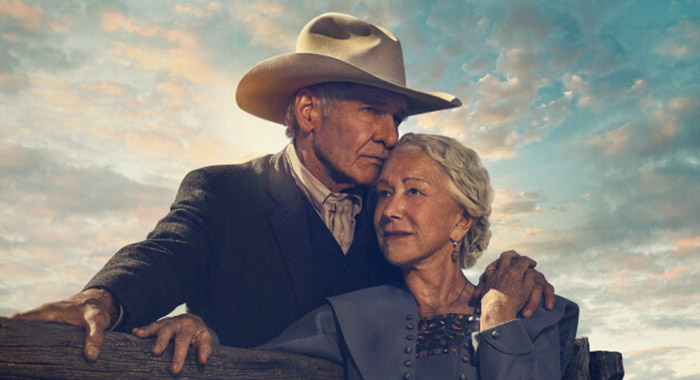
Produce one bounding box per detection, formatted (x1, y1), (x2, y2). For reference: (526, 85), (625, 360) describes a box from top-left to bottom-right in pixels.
(590, 350), (625, 380)
(0, 316), (343, 380)
(564, 337), (591, 380)
(0, 316), (624, 379)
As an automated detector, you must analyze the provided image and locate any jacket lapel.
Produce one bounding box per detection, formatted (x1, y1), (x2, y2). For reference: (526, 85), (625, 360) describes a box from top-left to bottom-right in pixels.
(264, 151), (316, 315)
(328, 285), (417, 380)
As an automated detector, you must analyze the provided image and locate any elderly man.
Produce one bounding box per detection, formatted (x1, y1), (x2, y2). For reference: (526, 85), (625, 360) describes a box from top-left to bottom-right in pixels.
(13, 13), (553, 373)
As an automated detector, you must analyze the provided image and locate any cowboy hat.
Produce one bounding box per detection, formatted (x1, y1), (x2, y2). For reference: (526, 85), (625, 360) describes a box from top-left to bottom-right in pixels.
(236, 12), (461, 125)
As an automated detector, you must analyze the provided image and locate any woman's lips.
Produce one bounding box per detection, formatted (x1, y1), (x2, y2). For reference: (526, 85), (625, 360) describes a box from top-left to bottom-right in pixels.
(383, 231), (411, 240)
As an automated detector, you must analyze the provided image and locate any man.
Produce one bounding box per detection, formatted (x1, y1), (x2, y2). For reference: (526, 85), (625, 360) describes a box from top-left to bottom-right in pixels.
(13, 13), (553, 374)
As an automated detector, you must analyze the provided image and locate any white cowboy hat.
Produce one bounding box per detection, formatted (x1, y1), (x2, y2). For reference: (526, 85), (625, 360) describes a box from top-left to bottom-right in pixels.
(236, 12), (462, 125)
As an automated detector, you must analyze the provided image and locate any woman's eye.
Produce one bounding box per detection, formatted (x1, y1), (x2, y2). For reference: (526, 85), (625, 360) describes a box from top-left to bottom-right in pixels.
(407, 188), (423, 196)
(377, 190), (392, 198)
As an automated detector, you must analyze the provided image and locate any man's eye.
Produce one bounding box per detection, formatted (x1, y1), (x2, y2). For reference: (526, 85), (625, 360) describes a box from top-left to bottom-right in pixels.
(363, 107), (378, 114)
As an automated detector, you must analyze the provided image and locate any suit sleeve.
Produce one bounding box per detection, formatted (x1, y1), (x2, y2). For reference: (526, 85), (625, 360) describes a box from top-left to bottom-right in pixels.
(473, 299), (579, 380)
(84, 168), (221, 330)
(257, 304), (344, 365)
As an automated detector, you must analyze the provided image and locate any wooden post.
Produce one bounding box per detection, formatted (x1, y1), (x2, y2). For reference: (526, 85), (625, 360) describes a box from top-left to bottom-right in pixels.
(0, 316), (343, 380)
(0, 316), (624, 379)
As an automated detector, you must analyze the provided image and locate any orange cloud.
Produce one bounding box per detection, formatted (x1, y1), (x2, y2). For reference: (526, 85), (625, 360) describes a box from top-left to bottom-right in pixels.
(80, 81), (128, 96)
(0, 0), (43, 30)
(124, 130), (184, 158)
(671, 235), (700, 257)
(101, 11), (162, 36)
(585, 123), (633, 155)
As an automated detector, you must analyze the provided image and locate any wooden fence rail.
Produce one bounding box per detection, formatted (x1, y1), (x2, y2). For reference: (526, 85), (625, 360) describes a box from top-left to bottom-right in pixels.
(0, 316), (622, 379)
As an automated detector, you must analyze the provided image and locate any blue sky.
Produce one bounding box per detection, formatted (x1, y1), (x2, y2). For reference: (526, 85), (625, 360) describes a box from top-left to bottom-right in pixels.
(1, 1), (699, 378)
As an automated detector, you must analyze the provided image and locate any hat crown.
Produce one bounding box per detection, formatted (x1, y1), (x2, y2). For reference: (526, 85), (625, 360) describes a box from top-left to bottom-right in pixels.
(296, 13), (406, 86)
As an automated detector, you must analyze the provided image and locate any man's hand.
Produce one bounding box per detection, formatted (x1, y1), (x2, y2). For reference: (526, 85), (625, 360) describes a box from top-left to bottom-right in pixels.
(10, 288), (118, 361)
(132, 313), (213, 375)
(473, 250), (555, 318)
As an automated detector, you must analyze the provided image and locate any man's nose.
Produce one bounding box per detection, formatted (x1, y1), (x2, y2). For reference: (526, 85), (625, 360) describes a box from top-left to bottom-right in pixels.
(374, 113), (398, 148)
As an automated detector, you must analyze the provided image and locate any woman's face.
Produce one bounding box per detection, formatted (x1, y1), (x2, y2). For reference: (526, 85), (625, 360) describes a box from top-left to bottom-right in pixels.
(374, 149), (470, 268)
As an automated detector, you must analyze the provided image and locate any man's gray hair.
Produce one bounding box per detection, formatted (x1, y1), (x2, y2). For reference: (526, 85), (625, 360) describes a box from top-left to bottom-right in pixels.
(283, 83), (351, 138)
(394, 133), (494, 269)
(284, 82), (406, 138)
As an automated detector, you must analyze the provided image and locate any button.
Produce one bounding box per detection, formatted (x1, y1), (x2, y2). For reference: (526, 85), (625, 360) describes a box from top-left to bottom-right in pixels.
(491, 330), (500, 339)
(403, 372), (411, 380)
(459, 374), (467, 380)
(404, 360), (413, 367)
(464, 342), (470, 349)
(405, 314), (415, 320)
(461, 355), (470, 363)
(406, 334), (415, 340)
(406, 323), (414, 330)
(468, 315), (474, 322)
(404, 346), (412, 353)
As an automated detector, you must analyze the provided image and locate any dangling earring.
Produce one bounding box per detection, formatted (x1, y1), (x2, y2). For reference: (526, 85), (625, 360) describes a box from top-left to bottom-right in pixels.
(451, 240), (459, 262)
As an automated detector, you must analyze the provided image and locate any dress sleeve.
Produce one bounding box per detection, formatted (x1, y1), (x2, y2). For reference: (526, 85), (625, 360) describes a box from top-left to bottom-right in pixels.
(84, 168), (220, 330)
(257, 304), (344, 365)
(472, 299), (579, 380)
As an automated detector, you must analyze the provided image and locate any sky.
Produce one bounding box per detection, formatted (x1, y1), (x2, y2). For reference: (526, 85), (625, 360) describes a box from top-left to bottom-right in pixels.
(1, 0), (699, 378)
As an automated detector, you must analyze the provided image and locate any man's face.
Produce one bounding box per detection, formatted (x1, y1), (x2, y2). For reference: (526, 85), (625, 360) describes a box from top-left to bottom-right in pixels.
(309, 85), (407, 192)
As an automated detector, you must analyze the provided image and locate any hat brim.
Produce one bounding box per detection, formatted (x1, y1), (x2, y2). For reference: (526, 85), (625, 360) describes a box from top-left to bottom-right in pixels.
(236, 53), (462, 125)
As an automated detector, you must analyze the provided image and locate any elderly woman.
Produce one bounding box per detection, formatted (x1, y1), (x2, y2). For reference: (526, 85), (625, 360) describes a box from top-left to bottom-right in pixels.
(259, 133), (579, 380)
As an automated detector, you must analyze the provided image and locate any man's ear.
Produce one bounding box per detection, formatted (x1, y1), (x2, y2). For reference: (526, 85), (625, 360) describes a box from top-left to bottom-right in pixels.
(294, 88), (320, 134)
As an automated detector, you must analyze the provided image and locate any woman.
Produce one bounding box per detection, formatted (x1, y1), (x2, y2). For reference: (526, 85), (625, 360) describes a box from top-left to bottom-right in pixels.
(259, 133), (579, 379)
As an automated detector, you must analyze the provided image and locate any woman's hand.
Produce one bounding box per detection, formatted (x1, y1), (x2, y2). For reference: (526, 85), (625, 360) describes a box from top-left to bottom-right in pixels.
(474, 250), (555, 318)
(477, 251), (540, 330)
(132, 313), (213, 374)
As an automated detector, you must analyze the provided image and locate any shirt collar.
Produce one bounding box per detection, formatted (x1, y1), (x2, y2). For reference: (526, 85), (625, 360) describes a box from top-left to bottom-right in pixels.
(284, 143), (363, 211)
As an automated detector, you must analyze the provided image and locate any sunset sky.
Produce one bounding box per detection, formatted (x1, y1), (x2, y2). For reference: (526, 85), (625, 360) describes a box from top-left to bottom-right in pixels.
(1, 1), (699, 378)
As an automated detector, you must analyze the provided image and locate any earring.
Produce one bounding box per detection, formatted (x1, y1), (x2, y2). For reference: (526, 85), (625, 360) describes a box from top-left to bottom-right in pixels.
(451, 240), (459, 262)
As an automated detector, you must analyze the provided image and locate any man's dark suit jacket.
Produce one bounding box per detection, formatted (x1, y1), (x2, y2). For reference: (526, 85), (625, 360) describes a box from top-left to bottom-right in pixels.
(85, 151), (400, 347)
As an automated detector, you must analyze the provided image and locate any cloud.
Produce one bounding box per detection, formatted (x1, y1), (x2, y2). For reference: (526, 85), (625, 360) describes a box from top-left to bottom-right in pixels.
(655, 18), (700, 60)
(232, 1), (297, 50)
(0, 0), (43, 30)
(585, 123), (633, 155)
(101, 11), (230, 85)
(80, 80), (128, 96)
(493, 189), (544, 216)
(0, 142), (172, 215)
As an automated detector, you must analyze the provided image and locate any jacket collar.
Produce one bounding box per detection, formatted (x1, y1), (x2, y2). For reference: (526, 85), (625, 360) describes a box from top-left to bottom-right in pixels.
(264, 150), (316, 315)
(327, 285), (570, 380)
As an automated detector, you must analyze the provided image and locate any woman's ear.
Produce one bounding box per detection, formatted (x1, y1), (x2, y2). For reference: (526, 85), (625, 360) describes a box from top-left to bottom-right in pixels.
(294, 89), (320, 134)
(451, 212), (474, 242)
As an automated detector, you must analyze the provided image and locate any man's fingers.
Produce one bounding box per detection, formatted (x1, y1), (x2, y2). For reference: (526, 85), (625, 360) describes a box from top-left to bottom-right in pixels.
(510, 255), (537, 276)
(521, 282), (542, 318)
(171, 332), (193, 374)
(543, 278), (555, 310)
(195, 332), (213, 364)
(496, 250), (520, 268)
(84, 319), (104, 361)
(152, 324), (175, 355)
(132, 321), (164, 338)
(11, 305), (62, 323)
